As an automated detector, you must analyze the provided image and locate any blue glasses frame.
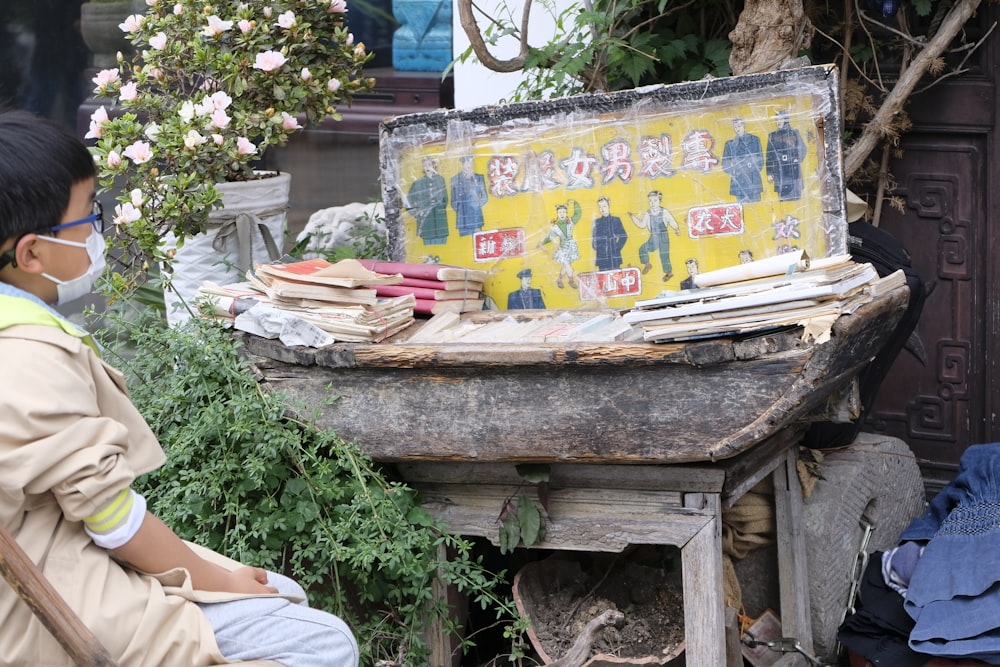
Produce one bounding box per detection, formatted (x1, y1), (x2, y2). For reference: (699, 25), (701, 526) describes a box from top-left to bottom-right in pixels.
(49, 201), (105, 234)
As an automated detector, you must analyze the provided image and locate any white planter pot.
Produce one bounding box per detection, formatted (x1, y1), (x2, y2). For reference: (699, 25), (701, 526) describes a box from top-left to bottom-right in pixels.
(162, 171), (291, 326)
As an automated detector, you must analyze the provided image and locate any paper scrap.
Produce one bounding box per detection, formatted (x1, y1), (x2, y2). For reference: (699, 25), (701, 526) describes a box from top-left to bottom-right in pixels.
(234, 304), (335, 348)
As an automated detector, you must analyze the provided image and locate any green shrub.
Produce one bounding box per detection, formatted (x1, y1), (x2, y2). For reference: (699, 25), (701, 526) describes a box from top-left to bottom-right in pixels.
(97, 307), (528, 665)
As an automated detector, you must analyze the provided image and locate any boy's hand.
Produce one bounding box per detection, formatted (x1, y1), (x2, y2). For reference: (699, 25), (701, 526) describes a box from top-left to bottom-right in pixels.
(225, 567), (279, 595)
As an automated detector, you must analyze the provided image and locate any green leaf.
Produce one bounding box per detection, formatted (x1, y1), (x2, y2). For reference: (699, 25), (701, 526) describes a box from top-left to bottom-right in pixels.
(516, 498), (542, 547)
(515, 463), (550, 484)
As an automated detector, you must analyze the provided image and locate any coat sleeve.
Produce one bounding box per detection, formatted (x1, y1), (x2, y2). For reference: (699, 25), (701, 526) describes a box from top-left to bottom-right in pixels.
(0, 336), (140, 524)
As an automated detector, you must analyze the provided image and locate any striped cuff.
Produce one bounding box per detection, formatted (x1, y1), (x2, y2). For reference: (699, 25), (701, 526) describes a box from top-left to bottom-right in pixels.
(83, 488), (147, 549)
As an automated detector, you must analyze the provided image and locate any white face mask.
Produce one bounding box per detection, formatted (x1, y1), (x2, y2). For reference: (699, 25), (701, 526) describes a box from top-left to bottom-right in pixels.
(37, 228), (108, 305)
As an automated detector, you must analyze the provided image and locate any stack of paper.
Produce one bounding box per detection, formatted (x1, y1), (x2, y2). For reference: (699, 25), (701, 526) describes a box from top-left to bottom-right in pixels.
(624, 255), (890, 343)
(357, 259), (488, 315)
(196, 257), (416, 344)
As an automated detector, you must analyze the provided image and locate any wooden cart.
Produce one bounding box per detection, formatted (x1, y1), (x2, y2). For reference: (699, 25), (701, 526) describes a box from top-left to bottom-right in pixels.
(237, 282), (910, 666)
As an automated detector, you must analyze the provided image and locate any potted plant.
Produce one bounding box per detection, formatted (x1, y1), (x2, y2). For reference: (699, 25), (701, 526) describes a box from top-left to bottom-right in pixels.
(86, 0), (374, 322)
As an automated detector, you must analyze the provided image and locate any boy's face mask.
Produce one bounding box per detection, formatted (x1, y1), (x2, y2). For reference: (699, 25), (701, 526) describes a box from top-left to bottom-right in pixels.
(36, 228), (107, 305)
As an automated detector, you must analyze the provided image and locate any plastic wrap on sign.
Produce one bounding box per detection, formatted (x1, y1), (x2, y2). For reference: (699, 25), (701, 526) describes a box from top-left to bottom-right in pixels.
(378, 65), (847, 311)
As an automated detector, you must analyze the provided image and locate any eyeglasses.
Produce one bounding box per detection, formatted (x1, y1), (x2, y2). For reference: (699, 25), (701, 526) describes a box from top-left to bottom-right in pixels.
(0, 201), (105, 271)
(49, 201), (105, 234)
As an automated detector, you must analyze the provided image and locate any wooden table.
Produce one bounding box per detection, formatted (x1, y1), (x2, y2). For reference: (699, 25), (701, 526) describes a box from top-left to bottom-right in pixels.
(239, 283), (909, 666)
(394, 424), (812, 666)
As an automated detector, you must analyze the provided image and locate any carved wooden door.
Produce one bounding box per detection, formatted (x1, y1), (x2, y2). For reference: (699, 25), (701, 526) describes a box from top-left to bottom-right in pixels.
(861, 10), (998, 491)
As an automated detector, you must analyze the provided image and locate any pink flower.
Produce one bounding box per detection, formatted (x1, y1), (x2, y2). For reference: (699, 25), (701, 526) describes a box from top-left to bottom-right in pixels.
(173, 3), (182, 14)
(277, 11), (296, 28)
(183, 130), (207, 148)
(208, 91), (232, 110)
(178, 100), (196, 122)
(123, 140), (153, 164)
(236, 137), (257, 155)
(211, 134), (224, 146)
(144, 0), (159, 5)
(300, 67), (312, 81)
(92, 69), (120, 89)
(263, 6), (273, 18)
(253, 51), (287, 72)
(328, 0), (347, 12)
(326, 78), (341, 92)
(119, 81), (138, 102)
(106, 151), (122, 168)
(149, 32), (167, 50)
(238, 19), (252, 34)
(203, 15), (233, 36)
(209, 109), (231, 129)
(119, 14), (144, 33)
(280, 112), (301, 130)
(113, 202), (142, 226)
(85, 106), (109, 139)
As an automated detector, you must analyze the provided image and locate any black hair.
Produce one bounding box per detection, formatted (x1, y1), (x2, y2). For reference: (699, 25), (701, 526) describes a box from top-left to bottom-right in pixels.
(0, 110), (96, 244)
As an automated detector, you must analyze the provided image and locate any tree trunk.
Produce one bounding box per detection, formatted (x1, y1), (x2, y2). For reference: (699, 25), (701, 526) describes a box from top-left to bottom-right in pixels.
(728, 0), (814, 75)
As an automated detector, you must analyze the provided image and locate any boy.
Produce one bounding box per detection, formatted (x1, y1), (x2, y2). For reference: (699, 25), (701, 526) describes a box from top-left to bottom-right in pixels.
(0, 110), (359, 666)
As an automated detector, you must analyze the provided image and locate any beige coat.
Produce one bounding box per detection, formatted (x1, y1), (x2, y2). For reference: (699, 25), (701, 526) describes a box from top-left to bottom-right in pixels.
(0, 322), (280, 667)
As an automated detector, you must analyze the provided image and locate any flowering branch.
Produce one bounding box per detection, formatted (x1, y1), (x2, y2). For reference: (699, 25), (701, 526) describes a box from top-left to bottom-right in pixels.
(86, 0), (374, 293)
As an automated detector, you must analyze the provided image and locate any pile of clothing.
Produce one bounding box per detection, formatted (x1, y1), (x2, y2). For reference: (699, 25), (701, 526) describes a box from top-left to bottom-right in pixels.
(840, 443), (1000, 665)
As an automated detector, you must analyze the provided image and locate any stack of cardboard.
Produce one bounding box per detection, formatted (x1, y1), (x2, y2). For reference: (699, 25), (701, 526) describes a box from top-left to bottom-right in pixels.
(196, 257), (416, 343)
(623, 253), (896, 343)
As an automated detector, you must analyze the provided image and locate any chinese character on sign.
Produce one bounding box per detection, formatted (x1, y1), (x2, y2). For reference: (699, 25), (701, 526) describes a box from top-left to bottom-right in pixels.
(599, 138), (635, 184)
(773, 214), (802, 242)
(681, 129), (720, 173)
(560, 147), (599, 189)
(487, 155), (521, 197)
(638, 134), (677, 178)
(519, 150), (563, 193)
(686, 204), (745, 238)
(473, 228), (526, 262)
(578, 267), (642, 300)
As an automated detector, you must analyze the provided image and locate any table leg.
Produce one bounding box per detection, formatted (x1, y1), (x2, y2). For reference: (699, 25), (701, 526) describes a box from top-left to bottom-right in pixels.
(774, 448), (814, 665)
(681, 507), (729, 666)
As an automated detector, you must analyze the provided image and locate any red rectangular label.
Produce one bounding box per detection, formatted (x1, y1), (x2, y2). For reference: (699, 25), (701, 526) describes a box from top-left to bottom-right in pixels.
(473, 228), (526, 261)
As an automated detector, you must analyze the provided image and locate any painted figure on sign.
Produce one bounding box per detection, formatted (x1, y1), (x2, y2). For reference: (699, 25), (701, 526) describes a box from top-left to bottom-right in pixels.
(404, 157), (449, 245)
(591, 196), (628, 271)
(507, 268), (547, 309)
(765, 110), (807, 201)
(450, 155), (488, 236)
(679, 258), (699, 290)
(721, 118), (764, 203)
(538, 200), (581, 289)
(629, 190), (681, 282)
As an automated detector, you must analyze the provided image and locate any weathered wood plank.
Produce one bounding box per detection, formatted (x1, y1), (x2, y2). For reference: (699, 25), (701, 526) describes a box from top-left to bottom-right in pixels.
(681, 508), (726, 666)
(411, 483), (709, 551)
(392, 461), (726, 493)
(774, 450), (815, 660)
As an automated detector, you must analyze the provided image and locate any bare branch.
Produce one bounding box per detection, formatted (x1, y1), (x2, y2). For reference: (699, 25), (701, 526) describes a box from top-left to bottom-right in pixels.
(843, 0), (983, 177)
(456, 0), (533, 72)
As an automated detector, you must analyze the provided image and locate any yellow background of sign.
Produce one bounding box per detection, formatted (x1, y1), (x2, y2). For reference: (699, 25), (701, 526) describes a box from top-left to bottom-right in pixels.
(395, 92), (833, 310)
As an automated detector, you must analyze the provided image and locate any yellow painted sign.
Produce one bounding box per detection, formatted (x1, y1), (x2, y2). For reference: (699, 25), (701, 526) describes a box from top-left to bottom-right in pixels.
(380, 65), (846, 310)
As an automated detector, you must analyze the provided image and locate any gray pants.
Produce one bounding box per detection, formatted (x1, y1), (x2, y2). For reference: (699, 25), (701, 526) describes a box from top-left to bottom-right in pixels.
(198, 572), (359, 667)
